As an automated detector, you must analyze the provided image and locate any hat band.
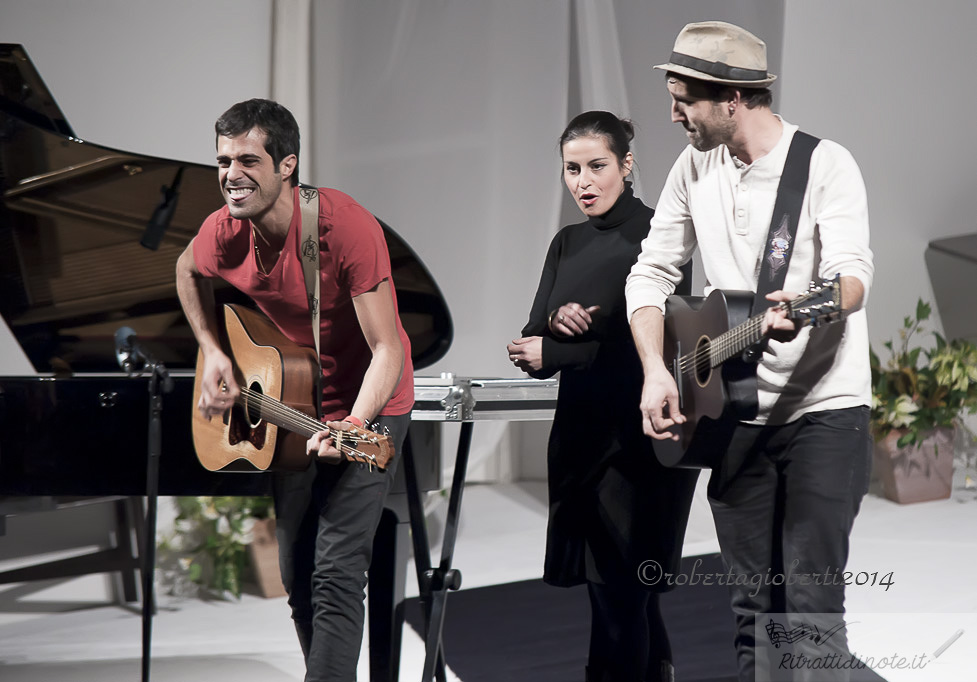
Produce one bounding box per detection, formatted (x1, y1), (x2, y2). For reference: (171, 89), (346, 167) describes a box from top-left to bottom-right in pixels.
(669, 51), (768, 83)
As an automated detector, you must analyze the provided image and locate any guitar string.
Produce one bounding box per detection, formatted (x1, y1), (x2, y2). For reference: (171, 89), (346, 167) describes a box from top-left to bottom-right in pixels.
(237, 388), (379, 463)
(676, 281), (838, 375)
(677, 298), (810, 375)
(237, 386), (330, 435)
(677, 313), (766, 374)
(676, 284), (834, 376)
(234, 386), (382, 465)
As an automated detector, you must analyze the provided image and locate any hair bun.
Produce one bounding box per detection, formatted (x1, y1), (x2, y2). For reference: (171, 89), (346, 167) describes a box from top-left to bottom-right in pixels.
(618, 117), (635, 143)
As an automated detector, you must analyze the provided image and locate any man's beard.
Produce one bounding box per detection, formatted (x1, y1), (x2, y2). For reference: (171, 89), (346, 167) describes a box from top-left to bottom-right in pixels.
(688, 107), (735, 152)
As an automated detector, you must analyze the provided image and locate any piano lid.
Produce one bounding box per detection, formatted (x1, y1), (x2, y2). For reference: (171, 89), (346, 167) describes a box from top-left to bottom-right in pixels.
(0, 44), (452, 374)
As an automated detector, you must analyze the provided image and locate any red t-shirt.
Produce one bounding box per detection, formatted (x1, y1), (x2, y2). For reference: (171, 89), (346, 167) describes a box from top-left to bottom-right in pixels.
(193, 186), (414, 420)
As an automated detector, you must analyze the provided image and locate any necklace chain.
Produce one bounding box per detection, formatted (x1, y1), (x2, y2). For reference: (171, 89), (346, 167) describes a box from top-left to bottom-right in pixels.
(252, 225), (270, 274)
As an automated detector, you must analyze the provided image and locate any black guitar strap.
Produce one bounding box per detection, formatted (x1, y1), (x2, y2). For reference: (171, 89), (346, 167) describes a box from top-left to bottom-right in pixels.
(752, 130), (821, 314)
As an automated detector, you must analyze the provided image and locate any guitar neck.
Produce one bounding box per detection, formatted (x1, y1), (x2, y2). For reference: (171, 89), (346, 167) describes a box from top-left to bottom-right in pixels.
(708, 311), (768, 366)
(685, 278), (840, 371)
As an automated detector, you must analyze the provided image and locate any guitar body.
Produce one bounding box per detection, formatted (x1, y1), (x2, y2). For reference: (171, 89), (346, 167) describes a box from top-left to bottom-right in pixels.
(192, 304), (320, 472)
(655, 289), (758, 469)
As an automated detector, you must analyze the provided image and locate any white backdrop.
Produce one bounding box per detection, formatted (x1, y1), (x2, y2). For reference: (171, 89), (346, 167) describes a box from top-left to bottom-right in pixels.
(3, 0), (972, 479)
(779, 0), (977, 346)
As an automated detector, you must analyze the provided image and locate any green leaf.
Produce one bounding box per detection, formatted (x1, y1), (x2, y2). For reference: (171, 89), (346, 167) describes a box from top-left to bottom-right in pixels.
(916, 299), (931, 322)
(896, 431), (917, 448)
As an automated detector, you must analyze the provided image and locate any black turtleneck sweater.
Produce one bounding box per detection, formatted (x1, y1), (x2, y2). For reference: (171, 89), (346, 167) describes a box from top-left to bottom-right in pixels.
(522, 184), (664, 384)
(519, 184), (696, 587)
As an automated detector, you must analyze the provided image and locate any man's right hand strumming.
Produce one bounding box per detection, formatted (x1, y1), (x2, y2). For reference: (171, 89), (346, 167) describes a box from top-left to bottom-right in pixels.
(639, 361), (685, 441)
(631, 306), (684, 441)
(197, 350), (239, 419)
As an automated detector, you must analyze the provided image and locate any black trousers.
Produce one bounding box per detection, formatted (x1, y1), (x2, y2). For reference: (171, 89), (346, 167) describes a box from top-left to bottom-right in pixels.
(272, 412), (410, 682)
(708, 407), (871, 682)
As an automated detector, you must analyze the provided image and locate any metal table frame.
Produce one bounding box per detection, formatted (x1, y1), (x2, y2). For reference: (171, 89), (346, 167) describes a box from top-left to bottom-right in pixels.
(400, 376), (557, 681)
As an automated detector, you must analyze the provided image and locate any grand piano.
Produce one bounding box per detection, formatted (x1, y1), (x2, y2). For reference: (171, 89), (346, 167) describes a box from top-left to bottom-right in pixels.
(0, 43), (457, 681)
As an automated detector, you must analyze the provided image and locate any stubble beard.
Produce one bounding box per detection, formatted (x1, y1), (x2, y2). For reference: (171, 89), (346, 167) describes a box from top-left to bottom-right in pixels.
(689, 106), (736, 152)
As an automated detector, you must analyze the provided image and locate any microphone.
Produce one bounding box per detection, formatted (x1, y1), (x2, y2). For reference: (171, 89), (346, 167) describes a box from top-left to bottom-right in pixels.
(114, 326), (145, 374)
(114, 326), (173, 392)
(140, 166), (184, 251)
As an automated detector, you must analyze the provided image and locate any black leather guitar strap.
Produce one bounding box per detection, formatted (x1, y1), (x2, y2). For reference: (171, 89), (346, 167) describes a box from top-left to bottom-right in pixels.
(752, 130), (820, 314)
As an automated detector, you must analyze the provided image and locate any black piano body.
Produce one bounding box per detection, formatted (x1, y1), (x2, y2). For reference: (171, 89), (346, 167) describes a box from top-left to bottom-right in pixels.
(0, 43), (449, 681)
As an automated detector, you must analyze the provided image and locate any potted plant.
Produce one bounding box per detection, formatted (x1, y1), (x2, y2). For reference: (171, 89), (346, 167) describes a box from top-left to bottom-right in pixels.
(159, 495), (278, 598)
(870, 300), (977, 503)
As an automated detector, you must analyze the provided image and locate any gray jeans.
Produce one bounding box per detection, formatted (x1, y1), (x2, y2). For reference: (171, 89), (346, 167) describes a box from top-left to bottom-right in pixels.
(273, 412), (410, 682)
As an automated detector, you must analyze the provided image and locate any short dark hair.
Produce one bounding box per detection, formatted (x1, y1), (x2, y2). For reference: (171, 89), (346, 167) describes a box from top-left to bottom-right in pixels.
(215, 99), (300, 186)
(666, 71), (772, 110)
(559, 110), (635, 170)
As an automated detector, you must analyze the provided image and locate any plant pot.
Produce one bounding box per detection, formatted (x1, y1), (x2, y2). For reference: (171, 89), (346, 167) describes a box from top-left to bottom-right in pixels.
(247, 517), (287, 598)
(873, 427), (954, 504)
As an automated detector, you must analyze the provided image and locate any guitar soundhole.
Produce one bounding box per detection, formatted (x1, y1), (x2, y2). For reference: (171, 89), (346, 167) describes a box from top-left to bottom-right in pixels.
(244, 381), (264, 427)
(228, 381), (268, 450)
(693, 336), (712, 387)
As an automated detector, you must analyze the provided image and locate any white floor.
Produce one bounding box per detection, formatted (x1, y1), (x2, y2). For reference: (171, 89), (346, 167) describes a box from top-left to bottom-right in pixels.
(0, 472), (975, 681)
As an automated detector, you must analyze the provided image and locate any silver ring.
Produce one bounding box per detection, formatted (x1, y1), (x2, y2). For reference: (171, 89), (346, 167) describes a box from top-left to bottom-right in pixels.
(559, 315), (565, 322)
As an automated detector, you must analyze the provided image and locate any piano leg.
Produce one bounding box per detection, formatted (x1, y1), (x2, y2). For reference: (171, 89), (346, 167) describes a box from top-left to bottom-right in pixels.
(117, 497), (143, 602)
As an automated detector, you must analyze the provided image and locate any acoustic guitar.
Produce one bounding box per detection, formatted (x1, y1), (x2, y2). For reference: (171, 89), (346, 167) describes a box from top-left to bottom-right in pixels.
(192, 304), (393, 473)
(654, 276), (842, 469)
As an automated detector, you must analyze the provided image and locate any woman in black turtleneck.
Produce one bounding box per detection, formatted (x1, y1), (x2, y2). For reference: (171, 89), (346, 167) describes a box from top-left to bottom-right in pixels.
(508, 111), (698, 682)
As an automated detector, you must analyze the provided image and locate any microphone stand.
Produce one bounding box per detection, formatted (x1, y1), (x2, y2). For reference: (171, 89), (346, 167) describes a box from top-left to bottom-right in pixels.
(115, 331), (172, 682)
(141, 357), (171, 682)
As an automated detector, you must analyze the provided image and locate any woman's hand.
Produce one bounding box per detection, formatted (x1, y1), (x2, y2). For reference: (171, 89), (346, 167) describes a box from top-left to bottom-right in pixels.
(548, 303), (600, 337)
(507, 336), (543, 373)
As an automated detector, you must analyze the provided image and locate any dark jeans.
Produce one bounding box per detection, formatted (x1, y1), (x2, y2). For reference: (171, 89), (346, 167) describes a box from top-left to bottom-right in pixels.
(273, 413), (410, 682)
(707, 407), (871, 682)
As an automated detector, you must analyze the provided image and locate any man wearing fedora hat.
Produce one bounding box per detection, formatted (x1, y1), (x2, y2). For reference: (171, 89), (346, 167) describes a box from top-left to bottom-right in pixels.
(626, 21), (874, 681)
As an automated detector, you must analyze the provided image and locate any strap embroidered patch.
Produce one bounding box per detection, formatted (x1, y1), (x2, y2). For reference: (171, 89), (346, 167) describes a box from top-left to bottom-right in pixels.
(765, 214), (792, 280)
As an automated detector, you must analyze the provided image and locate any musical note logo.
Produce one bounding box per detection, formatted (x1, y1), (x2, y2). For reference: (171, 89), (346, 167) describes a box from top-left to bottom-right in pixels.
(765, 618), (849, 649)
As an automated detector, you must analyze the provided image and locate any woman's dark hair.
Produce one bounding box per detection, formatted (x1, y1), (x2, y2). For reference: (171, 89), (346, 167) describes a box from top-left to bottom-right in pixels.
(215, 99), (300, 186)
(559, 111), (635, 170)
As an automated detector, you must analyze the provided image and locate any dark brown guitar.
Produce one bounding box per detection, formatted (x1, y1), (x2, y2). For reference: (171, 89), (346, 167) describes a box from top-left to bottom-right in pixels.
(192, 304), (393, 473)
(655, 277), (842, 469)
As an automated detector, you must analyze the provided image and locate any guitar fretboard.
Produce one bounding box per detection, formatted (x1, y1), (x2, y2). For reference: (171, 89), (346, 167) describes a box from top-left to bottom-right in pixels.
(677, 310), (767, 375)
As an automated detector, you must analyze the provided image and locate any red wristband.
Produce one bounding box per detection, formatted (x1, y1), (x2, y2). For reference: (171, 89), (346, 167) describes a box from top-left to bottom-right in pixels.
(343, 415), (364, 427)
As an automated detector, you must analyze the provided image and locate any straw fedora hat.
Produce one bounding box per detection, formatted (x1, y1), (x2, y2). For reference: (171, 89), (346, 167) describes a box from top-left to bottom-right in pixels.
(655, 21), (777, 87)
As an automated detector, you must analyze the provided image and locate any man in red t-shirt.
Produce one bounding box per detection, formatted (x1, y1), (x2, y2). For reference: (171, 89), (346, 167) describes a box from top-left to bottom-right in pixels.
(176, 98), (413, 681)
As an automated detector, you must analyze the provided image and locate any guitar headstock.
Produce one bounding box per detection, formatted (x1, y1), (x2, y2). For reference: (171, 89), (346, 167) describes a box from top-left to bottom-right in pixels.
(786, 274), (842, 327)
(329, 421), (395, 471)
